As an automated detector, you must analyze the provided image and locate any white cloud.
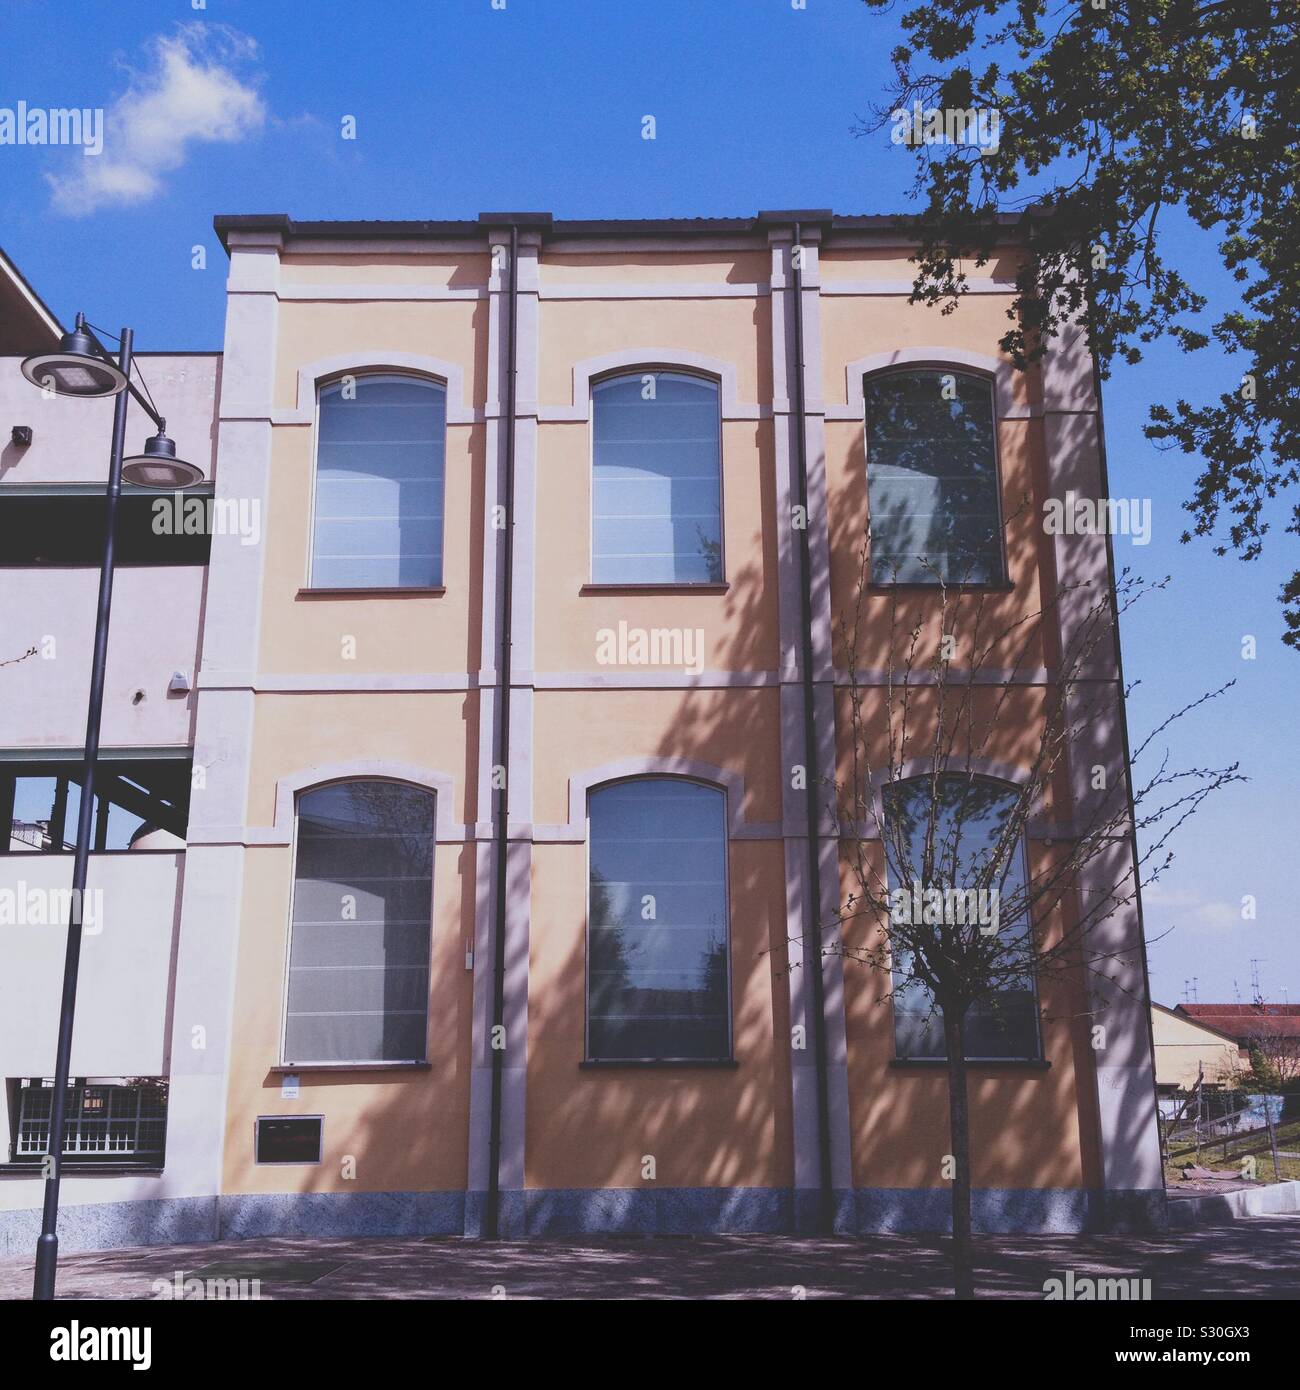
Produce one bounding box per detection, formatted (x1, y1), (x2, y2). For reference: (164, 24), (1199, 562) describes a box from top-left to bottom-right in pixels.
(48, 23), (265, 215)
(1142, 884), (1243, 933)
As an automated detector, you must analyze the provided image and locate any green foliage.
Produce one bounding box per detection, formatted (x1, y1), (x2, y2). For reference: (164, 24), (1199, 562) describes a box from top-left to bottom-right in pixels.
(860, 0), (1300, 644)
(1242, 1044), (1285, 1091)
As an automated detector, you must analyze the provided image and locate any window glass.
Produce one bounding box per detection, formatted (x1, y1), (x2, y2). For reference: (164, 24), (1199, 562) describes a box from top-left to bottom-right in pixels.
(588, 778), (730, 1060)
(0, 494), (211, 567)
(865, 370), (1001, 583)
(884, 774), (1040, 1059)
(2, 759), (190, 853)
(592, 372), (723, 584)
(12, 1078), (167, 1163)
(286, 781), (435, 1063)
(312, 374), (446, 588)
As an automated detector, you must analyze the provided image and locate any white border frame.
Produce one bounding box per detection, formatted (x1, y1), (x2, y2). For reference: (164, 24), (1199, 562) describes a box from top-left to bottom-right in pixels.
(544, 346), (764, 422)
(839, 346), (1030, 421)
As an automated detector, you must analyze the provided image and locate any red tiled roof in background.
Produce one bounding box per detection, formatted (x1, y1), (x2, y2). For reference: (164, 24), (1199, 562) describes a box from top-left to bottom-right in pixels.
(1176, 1003), (1300, 1040)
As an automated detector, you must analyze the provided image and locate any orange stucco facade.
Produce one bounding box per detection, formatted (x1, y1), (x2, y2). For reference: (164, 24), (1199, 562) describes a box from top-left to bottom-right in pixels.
(191, 211), (1162, 1238)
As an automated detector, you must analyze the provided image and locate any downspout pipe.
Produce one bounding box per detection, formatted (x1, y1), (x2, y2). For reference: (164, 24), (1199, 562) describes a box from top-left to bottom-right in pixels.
(484, 220), (520, 1240)
(770, 212), (836, 1234)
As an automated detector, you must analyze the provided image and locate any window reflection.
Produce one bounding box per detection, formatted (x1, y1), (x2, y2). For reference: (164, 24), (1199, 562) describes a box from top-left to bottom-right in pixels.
(587, 778), (730, 1060)
(884, 774), (1040, 1059)
(865, 370), (1002, 584)
(286, 780), (435, 1064)
(592, 373), (723, 584)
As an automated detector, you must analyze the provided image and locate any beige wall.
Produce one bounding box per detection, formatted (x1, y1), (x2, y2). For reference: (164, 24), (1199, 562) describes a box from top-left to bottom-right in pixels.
(211, 229), (1117, 1211)
(1151, 1008), (1242, 1090)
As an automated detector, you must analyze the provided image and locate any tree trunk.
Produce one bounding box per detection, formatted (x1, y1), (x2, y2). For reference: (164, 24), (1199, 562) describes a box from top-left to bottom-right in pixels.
(943, 1006), (975, 1300)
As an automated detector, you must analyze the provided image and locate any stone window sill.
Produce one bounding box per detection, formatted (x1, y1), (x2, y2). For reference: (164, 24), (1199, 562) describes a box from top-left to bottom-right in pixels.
(580, 583), (729, 596)
(270, 1062), (431, 1074)
(889, 1058), (1049, 1070)
(296, 587), (446, 599)
(580, 1059), (738, 1070)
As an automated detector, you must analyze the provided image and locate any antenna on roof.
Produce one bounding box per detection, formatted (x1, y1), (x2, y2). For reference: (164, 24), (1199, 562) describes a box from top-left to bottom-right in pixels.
(1250, 959), (1265, 1005)
(1233, 979), (1241, 1004)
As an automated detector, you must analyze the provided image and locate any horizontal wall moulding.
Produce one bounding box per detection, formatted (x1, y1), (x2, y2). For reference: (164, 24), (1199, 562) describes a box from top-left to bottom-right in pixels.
(276, 285), (488, 302)
(233, 275), (1018, 303)
(536, 403), (769, 423)
(537, 282), (770, 301)
(834, 667), (1059, 687)
(529, 821), (787, 844)
(195, 671), (796, 693)
(820, 278), (1015, 296)
(196, 672), (488, 692)
(191, 820), (801, 847)
(529, 670), (781, 690)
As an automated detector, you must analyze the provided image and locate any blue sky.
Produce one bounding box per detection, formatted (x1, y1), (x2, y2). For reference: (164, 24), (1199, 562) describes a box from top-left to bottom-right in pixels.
(2, 0), (1294, 1006)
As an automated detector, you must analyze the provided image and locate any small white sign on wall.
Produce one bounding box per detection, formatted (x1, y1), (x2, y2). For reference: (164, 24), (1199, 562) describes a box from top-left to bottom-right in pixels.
(280, 1074), (300, 1100)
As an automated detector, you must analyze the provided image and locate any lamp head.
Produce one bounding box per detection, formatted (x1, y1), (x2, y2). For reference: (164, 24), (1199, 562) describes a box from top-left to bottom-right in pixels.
(121, 425), (204, 488)
(20, 320), (127, 398)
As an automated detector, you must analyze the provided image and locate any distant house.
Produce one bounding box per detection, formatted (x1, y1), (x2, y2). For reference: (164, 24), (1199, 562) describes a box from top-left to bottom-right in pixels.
(1175, 1004), (1300, 1079)
(1151, 1003), (1244, 1093)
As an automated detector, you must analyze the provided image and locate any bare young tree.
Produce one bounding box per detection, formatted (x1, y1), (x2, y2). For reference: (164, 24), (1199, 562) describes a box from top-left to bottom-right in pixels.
(816, 532), (1241, 1299)
(1238, 1016), (1300, 1091)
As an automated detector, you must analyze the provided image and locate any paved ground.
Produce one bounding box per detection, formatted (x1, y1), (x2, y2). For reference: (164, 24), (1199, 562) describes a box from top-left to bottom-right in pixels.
(1, 1217), (1297, 1299)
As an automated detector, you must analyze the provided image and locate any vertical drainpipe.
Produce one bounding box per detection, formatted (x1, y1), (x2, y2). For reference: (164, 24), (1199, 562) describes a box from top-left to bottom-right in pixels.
(484, 221), (519, 1240)
(789, 218), (836, 1233)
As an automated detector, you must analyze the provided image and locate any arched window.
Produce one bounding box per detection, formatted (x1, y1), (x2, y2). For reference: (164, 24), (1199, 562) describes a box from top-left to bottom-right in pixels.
(591, 371), (723, 584)
(864, 369), (1003, 584)
(587, 778), (730, 1060)
(311, 373), (447, 588)
(883, 773), (1040, 1060)
(284, 780), (436, 1064)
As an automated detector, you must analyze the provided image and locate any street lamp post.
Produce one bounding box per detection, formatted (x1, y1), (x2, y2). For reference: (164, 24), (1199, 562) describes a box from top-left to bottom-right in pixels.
(19, 315), (204, 1300)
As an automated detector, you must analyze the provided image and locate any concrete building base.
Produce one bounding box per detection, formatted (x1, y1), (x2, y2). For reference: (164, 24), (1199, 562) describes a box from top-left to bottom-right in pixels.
(0, 1184), (1172, 1254)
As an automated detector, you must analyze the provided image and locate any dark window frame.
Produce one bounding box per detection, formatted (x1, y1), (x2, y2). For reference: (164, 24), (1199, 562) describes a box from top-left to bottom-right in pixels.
(862, 366), (1008, 588)
(254, 1114), (323, 1165)
(0, 488), (214, 568)
(8, 1077), (168, 1165)
(0, 754), (192, 855)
